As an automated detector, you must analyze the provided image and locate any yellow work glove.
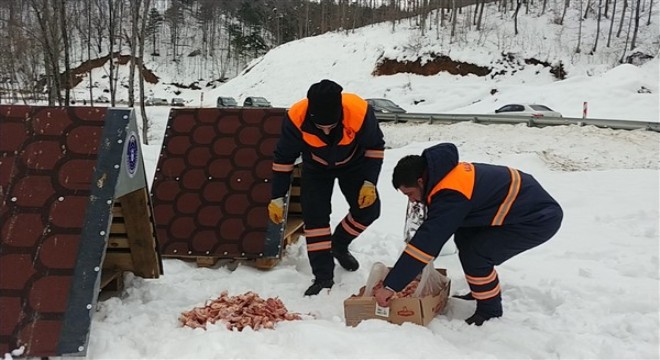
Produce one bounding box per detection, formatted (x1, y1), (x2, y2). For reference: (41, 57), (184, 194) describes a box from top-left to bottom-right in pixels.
(358, 181), (377, 209)
(268, 197), (284, 224)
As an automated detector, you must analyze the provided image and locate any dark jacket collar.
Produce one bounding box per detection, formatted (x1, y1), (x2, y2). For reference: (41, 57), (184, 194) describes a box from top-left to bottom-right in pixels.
(421, 143), (459, 199)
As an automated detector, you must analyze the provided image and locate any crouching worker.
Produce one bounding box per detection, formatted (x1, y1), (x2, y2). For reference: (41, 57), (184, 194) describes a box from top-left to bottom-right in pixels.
(374, 143), (563, 325)
(268, 79), (385, 296)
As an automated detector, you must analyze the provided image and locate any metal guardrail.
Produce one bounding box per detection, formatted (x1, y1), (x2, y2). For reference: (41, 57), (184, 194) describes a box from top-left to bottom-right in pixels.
(375, 112), (660, 132)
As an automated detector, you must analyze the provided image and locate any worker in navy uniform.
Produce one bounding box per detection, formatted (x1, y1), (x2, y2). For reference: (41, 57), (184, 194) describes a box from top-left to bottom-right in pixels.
(268, 79), (385, 296)
(374, 143), (563, 325)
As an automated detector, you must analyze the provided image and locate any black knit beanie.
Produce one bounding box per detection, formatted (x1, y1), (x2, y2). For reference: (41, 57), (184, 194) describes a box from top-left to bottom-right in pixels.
(306, 79), (343, 125)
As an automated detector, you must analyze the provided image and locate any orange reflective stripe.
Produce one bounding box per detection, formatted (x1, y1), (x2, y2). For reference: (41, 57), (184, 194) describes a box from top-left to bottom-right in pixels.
(365, 150), (384, 159)
(427, 162), (475, 203)
(341, 219), (360, 236)
(465, 269), (498, 286)
(347, 214), (367, 231)
(307, 241), (332, 252)
(491, 168), (521, 226)
(338, 94), (368, 146)
(471, 284), (501, 300)
(311, 152), (329, 165)
(403, 243), (434, 264)
(272, 163), (295, 172)
(336, 147), (357, 166)
(304, 227), (332, 238)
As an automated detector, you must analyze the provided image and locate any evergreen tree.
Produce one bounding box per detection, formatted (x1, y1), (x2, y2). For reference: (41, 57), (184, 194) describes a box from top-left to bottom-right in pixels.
(145, 7), (163, 56)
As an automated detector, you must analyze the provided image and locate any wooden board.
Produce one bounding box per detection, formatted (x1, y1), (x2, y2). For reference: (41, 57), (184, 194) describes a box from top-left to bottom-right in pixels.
(100, 270), (124, 292)
(102, 188), (161, 278)
(116, 188), (160, 278)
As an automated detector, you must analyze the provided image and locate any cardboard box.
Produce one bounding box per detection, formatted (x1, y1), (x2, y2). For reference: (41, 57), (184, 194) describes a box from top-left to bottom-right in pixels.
(344, 268), (450, 327)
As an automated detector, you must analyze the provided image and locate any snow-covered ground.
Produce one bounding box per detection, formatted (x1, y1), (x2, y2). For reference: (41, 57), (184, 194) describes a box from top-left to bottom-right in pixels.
(64, 99), (658, 359)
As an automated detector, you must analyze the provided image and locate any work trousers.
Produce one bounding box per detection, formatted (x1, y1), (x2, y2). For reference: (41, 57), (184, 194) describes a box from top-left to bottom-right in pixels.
(300, 162), (381, 281)
(454, 205), (563, 316)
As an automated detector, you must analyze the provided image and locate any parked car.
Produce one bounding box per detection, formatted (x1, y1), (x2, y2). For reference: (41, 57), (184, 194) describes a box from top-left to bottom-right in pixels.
(145, 97), (169, 106)
(171, 97), (185, 107)
(96, 95), (110, 103)
(243, 96), (271, 107)
(494, 103), (562, 118)
(366, 98), (407, 113)
(216, 96), (238, 107)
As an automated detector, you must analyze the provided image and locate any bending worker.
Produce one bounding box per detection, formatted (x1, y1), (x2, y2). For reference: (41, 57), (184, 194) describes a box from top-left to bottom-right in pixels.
(268, 79), (385, 296)
(374, 142), (563, 325)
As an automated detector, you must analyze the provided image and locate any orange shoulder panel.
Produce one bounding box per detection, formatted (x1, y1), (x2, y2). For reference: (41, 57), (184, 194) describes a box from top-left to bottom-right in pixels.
(427, 162), (475, 203)
(287, 99), (308, 129)
(338, 94), (368, 146)
(287, 98), (326, 148)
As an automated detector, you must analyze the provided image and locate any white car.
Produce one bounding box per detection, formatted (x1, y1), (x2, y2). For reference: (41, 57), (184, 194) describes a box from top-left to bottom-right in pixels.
(494, 103), (562, 118)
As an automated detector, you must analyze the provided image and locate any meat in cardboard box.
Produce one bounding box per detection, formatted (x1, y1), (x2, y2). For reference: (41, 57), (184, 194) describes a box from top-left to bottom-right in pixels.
(344, 268), (450, 327)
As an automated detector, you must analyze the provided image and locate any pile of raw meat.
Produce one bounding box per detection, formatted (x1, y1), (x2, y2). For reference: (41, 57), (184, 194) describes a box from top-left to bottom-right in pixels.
(371, 279), (420, 298)
(179, 291), (301, 331)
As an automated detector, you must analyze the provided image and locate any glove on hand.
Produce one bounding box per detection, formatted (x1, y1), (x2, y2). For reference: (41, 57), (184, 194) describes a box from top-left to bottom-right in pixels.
(268, 197), (284, 223)
(357, 181), (377, 209)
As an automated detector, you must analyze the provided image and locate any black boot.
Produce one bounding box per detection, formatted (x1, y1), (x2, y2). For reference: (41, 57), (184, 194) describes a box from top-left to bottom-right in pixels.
(465, 311), (501, 326)
(304, 279), (334, 296)
(452, 292), (475, 300)
(331, 243), (359, 271)
(466, 297), (503, 326)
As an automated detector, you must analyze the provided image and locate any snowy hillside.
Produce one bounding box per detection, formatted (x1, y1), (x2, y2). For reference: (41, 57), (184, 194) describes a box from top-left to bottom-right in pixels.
(207, 5), (659, 120)
(70, 2), (659, 122)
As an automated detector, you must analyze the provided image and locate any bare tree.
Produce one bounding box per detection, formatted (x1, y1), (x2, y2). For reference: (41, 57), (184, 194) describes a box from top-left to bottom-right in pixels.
(419, 0), (427, 36)
(630, 0), (640, 49)
(87, 0), (94, 105)
(440, 7), (446, 27)
(617, 0), (628, 36)
(604, 0), (610, 17)
(513, 0), (522, 35)
(107, 0), (116, 105)
(390, 0), (396, 32)
(476, 0), (485, 29)
(576, 0), (584, 52)
(305, 0), (310, 37)
(1, 1), (24, 104)
(451, 0), (457, 39)
(583, 0), (591, 17)
(473, 0), (480, 24)
(30, 0), (63, 105)
(560, 0), (570, 24)
(139, 0), (152, 144)
(58, 0), (71, 105)
(647, 0), (653, 25)
(501, 0), (509, 14)
(591, 0), (602, 53)
(620, 0), (633, 61)
(607, 0), (617, 46)
(128, 0), (142, 108)
(164, 0), (184, 60)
